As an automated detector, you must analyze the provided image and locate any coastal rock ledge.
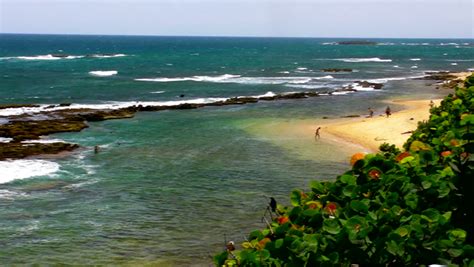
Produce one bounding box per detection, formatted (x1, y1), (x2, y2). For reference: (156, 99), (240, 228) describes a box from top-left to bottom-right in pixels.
(0, 71), (463, 160)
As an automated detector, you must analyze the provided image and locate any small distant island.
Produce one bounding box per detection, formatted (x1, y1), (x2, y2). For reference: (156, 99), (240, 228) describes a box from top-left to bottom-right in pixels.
(337, 40), (378, 45)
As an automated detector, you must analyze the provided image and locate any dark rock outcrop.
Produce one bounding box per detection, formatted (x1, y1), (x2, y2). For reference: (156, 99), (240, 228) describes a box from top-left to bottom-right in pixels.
(322, 68), (353, 73)
(0, 142), (79, 160)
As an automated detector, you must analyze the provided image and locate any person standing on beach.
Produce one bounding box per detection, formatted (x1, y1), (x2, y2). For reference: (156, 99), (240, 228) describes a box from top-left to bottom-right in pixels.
(368, 107), (374, 118)
(385, 106), (391, 118)
(429, 100), (435, 108)
(315, 127), (321, 140)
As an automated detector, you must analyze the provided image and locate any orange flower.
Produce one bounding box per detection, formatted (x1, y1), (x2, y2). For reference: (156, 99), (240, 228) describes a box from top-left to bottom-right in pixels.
(368, 169), (381, 180)
(450, 139), (460, 147)
(258, 238), (271, 249)
(441, 151), (452, 157)
(324, 202), (338, 215)
(396, 152), (411, 162)
(277, 216), (289, 224)
(350, 153), (365, 166)
(306, 201), (323, 210)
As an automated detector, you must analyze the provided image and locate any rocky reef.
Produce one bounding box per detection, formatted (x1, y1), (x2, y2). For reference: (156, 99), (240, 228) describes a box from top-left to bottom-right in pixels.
(0, 72), (465, 160)
(321, 68), (353, 73)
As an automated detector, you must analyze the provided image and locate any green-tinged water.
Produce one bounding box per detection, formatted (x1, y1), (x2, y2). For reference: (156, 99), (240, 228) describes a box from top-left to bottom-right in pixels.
(0, 35), (471, 265)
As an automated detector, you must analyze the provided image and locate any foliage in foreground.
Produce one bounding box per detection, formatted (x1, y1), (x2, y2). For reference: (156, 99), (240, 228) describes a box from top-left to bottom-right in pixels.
(215, 75), (474, 266)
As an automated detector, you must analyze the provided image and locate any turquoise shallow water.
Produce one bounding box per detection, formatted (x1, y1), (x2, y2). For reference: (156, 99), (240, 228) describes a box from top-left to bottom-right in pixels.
(0, 35), (472, 265)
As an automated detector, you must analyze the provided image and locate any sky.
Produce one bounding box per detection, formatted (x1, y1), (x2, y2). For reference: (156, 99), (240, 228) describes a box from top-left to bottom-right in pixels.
(0, 0), (473, 38)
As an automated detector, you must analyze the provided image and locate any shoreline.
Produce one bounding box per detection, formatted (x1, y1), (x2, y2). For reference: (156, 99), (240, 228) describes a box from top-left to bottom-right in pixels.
(319, 71), (472, 152)
(0, 70), (471, 161)
(321, 99), (440, 152)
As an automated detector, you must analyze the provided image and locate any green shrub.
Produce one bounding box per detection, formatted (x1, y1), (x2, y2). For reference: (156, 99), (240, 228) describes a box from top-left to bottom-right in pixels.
(216, 75), (474, 266)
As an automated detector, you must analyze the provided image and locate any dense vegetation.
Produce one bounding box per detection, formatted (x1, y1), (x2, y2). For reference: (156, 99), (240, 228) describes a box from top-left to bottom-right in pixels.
(215, 75), (474, 266)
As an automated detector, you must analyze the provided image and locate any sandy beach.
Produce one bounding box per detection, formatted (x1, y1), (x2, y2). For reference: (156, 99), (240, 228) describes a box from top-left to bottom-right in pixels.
(322, 99), (440, 152)
(321, 71), (472, 152)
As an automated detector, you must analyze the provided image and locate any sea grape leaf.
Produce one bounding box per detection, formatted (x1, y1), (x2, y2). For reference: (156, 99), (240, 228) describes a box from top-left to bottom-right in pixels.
(394, 226), (410, 237)
(460, 114), (474, 125)
(340, 174), (357, 185)
(400, 156), (415, 164)
(350, 200), (369, 213)
(421, 208), (440, 223)
(448, 229), (467, 242)
(409, 140), (430, 151)
(290, 190), (302, 206)
(323, 219), (341, 235)
(275, 239), (284, 249)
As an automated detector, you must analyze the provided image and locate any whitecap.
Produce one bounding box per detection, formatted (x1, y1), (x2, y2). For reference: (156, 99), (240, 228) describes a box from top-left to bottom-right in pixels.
(331, 91), (353, 95)
(410, 58), (421, 61)
(0, 160), (60, 184)
(451, 63), (458, 65)
(0, 137), (13, 143)
(334, 58), (392, 63)
(150, 91), (165, 94)
(17, 54), (84, 60)
(89, 70), (118, 77)
(278, 71), (290, 74)
(135, 74), (332, 85)
(411, 66), (418, 69)
(21, 139), (66, 144)
(296, 67), (308, 71)
(90, 54), (126, 58)
(253, 91), (277, 98)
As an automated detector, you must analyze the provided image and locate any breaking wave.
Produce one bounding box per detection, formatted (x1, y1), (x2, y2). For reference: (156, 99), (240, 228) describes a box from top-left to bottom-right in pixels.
(0, 159), (60, 184)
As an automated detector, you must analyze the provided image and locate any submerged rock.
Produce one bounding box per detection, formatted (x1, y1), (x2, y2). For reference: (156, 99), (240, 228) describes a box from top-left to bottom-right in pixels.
(0, 142), (79, 160)
(322, 68), (353, 72)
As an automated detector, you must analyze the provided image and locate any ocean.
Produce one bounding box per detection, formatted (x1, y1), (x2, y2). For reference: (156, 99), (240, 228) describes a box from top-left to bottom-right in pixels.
(0, 34), (473, 265)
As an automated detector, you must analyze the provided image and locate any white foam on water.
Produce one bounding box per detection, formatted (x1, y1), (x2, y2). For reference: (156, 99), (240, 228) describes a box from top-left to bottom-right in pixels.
(89, 70), (118, 77)
(0, 189), (27, 200)
(285, 84), (328, 89)
(150, 91), (165, 94)
(288, 78), (312, 84)
(393, 65), (400, 68)
(334, 58), (392, 63)
(17, 54), (84, 60)
(253, 91), (277, 98)
(0, 137), (13, 143)
(0, 159), (60, 184)
(410, 58), (422, 61)
(90, 54), (126, 58)
(450, 63), (458, 65)
(332, 91), (353, 95)
(135, 74), (241, 83)
(350, 84), (376, 91)
(135, 74), (332, 85)
(21, 138), (66, 144)
(411, 66), (418, 69)
(89, 70), (119, 77)
(278, 71), (290, 74)
(296, 67), (308, 70)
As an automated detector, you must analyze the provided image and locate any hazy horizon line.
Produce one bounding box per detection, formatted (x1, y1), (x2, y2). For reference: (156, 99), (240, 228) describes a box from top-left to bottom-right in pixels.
(1, 32), (473, 40)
